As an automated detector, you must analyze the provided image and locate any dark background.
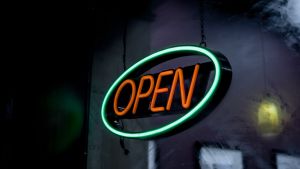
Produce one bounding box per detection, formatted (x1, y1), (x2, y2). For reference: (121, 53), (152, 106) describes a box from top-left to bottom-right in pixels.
(1, 0), (300, 169)
(1, 2), (93, 169)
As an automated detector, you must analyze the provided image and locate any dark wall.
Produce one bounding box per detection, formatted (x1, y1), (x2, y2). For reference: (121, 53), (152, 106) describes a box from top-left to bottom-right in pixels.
(1, 3), (92, 169)
(87, 1), (153, 169)
(89, 0), (300, 169)
(151, 1), (300, 169)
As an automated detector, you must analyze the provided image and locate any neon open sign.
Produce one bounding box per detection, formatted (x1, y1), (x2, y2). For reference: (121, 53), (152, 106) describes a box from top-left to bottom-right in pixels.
(101, 46), (232, 139)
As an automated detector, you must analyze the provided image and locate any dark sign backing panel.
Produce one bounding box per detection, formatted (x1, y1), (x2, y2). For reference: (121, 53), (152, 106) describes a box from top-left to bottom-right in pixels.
(107, 62), (213, 119)
(101, 46), (232, 139)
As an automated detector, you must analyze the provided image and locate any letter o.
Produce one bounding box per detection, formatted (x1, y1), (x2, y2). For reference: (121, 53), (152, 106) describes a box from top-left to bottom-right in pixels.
(113, 79), (136, 116)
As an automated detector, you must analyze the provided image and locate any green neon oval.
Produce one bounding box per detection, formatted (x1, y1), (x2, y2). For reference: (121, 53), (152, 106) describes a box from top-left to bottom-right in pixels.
(101, 46), (221, 139)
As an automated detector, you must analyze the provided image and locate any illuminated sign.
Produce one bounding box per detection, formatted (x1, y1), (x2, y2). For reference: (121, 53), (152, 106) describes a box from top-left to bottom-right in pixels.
(101, 46), (232, 139)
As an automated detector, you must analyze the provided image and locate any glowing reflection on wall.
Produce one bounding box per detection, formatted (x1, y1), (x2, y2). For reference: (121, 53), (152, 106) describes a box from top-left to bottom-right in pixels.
(257, 98), (283, 137)
(258, 100), (280, 134)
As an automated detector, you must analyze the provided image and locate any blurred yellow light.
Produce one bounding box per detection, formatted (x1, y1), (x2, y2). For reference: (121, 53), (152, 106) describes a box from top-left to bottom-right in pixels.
(257, 100), (280, 136)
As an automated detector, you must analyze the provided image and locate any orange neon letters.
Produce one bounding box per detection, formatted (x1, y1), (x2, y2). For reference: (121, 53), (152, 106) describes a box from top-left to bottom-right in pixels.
(113, 64), (200, 116)
(150, 70), (174, 112)
(114, 79), (136, 116)
(133, 75), (155, 114)
(166, 64), (200, 110)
